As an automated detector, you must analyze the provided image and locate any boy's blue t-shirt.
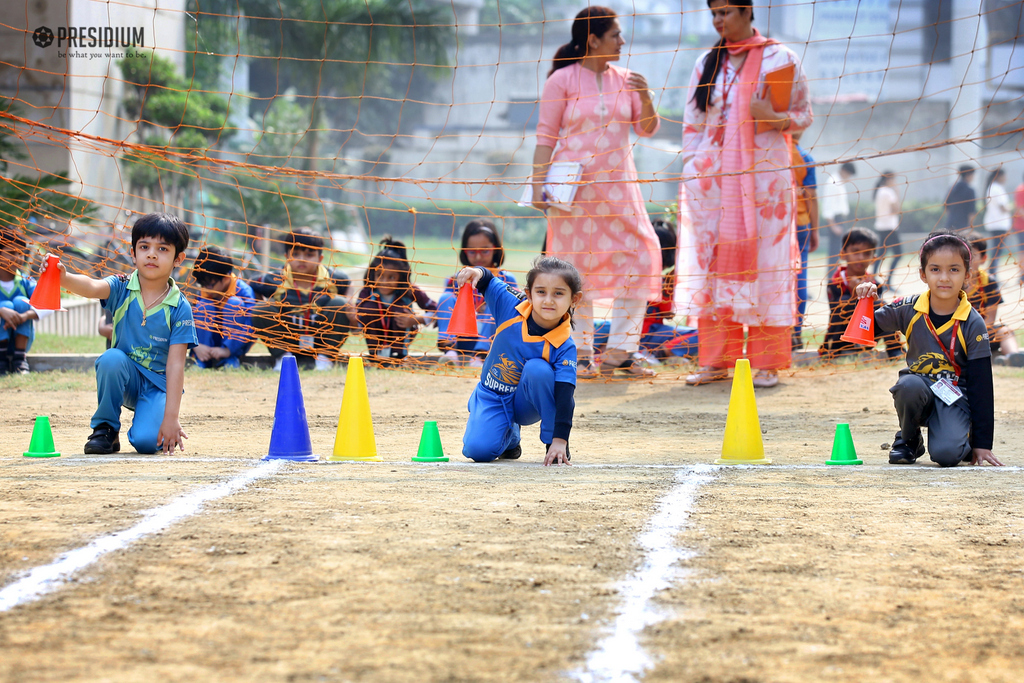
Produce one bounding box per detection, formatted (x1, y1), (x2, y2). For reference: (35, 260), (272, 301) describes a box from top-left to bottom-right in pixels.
(102, 271), (198, 392)
(796, 144), (816, 189)
(0, 272), (36, 302)
(478, 276), (577, 395)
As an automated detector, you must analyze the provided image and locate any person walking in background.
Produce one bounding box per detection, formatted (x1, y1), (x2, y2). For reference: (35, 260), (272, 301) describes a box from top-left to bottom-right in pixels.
(944, 164), (977, 231)
(873, 171), (903, 286)
(820, 162), (857, 270)
(789, 131), (817, 351)
(531, 5), (662, 378)
(983, 166), (1012, 275)
(1014, 171), (1024, 285)
(677, 0), (813, 387)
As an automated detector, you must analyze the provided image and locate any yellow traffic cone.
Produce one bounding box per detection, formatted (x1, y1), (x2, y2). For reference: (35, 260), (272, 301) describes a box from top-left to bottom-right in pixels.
(329, 356), (381, 461)
(716, 359), (771, 465)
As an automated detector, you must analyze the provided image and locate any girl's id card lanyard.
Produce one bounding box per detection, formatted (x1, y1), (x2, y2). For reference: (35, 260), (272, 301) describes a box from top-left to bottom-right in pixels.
(924, 315), (963, 406)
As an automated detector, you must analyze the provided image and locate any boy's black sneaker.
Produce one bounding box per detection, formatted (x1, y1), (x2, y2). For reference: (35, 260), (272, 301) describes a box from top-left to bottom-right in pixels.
(498, 443), (522, 460)
(543, 443), (571, 462)
(84, 424), (120, 454)
(889, 432), (924, 464)
(12, 358), (29, 374)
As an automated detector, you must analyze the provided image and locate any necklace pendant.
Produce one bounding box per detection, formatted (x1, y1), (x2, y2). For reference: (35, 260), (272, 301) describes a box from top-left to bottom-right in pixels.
(141, 318), (146, 327)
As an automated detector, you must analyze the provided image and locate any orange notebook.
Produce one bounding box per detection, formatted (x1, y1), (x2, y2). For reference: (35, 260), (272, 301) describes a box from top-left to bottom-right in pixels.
(755, 62), (795, 134)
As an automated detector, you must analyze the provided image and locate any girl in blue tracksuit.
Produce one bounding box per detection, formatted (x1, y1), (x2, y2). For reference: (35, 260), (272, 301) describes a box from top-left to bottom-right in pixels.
(457, 256), (582, 466)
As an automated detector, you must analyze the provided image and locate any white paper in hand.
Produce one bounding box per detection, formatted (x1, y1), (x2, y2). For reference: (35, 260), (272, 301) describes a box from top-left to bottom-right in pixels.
(518, 161), (584, 210)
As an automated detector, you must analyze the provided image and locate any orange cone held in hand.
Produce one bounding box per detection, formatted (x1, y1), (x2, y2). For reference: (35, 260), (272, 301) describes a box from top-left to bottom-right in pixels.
(840, 297), (876, 346)
(447, 282), (478, 337)
(29, 254), (63, 311)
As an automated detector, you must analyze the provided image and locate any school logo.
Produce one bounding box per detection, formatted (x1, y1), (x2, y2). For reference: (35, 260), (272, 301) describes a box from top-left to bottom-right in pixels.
(562, 359), (578, 368)
(490, 354), (522, 385)
(909, 352), (954, 378)
(33, 26), (54, 48)
(977, 334), (984, 342)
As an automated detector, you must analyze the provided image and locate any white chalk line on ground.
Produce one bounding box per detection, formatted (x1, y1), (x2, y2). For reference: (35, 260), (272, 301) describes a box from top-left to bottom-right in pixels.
(0, 459), (285, 613)
(572, 464), (718, 683)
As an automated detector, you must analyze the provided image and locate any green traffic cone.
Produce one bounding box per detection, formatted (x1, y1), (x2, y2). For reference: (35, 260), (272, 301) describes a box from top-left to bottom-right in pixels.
(411, 421), (448, 462)
(825, 423), (862, 465)
(24, 416), (60, 458)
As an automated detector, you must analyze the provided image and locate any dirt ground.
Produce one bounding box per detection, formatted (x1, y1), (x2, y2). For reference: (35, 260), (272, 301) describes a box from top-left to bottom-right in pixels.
(2, 364), (1024, 682)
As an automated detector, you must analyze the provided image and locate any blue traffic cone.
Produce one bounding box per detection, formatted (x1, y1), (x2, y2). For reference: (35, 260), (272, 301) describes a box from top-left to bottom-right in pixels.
(264, 355), (317, 461)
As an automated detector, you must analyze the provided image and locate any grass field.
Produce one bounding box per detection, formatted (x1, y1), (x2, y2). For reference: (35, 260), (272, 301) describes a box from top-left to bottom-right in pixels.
(2, 365), (1024, 681)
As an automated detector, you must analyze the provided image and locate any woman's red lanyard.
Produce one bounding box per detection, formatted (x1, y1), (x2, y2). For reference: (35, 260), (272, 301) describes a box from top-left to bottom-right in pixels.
(924, 315), (961, 380)
(710, 61), (741, 146)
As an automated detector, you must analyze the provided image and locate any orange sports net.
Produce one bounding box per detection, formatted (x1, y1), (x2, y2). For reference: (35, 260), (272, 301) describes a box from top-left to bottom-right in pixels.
(2, 0), (1023, 379)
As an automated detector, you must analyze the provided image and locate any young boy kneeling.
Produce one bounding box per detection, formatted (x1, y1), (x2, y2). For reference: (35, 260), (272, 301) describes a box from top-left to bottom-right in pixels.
(55, 213), (197, 454)
(190, 246), (255, 368)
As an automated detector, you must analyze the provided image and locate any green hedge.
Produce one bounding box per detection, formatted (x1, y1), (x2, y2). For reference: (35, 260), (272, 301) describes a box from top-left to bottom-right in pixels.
(359, 200), (679, 243)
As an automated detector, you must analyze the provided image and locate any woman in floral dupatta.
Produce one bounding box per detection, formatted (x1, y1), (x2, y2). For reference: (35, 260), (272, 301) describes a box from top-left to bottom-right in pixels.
(678, 0), (813, 387)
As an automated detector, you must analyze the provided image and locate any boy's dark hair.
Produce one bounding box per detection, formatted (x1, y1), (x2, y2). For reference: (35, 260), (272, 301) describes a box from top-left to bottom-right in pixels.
(920, 230), (972, 270)
(364, 235), (413, 299)
(525, 256), (583, 328)
(131, 213), (189, 256)
(0, 225), (28, 254)
(841, 226), (879, 253)
(840, 162), (857, 176)
(285, 227), (325, 253)
(459, 219), (505, 267)
(958, 164), (975, 178)
(652, 219), (677, 270)
(192, 245), (235, 287)
(965, 231), (988, 260)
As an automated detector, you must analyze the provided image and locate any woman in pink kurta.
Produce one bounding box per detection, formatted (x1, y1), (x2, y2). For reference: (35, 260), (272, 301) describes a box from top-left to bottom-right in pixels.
(677, 0), (812, 387)
(532, 6), (662, 378)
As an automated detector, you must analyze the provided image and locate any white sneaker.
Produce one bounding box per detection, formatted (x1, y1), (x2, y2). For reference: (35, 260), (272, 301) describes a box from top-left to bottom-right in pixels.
(314, 355), (334, 371)
(273, 352), (294, 372)
(635, 350), (662, 366)
(438, 349), (459, 365)
(468, 356), (484, 368)
(751, 370), (779, 388)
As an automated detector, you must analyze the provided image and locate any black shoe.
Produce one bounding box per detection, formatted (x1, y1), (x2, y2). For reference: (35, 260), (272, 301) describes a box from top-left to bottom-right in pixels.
(11, 358), (29, 374)
(84, 424), (120, 454)
(889, 431), (924, 464)
(543, 443), (571, 462)
(498, 443), (522, 460)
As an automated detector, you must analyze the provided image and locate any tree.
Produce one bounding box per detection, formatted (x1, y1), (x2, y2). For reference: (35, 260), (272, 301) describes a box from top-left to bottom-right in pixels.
(184, 0), (453, 170)
(117, 50), (229, 215)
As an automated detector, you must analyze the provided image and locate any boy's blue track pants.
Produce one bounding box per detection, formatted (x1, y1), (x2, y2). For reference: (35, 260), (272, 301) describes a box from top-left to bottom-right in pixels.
(462, 358), (557, 462)
(92, 349), (167, 454)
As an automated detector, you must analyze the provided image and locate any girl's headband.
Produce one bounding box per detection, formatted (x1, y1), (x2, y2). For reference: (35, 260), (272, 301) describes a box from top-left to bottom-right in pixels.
(920, 233), (972, 265)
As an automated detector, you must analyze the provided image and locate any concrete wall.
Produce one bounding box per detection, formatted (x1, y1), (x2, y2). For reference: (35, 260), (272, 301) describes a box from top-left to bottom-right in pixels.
(0, 0), (185, 232)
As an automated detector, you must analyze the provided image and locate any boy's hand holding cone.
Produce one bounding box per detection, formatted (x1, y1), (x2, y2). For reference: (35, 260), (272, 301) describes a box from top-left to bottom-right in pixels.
(842, 283), (880, 347)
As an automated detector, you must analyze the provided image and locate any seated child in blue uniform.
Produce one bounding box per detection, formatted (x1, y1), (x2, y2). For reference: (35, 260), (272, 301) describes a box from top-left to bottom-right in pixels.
(0, 226), (47, 375)
(456, 256), (581, 466)
(854, 231), (1001, 467)
(436, 219), (518, 367)
(190, 245), (255, 368)
(53, 212), (198, 454)
(356, 237), (437, 362)
(249, 228), (354, 371)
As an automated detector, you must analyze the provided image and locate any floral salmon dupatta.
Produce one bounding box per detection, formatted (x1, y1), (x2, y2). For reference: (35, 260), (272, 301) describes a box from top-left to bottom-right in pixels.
(716, 29), (779, 283)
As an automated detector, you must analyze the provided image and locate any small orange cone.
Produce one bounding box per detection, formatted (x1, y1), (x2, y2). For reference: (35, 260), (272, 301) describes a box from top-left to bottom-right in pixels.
(29, 254), (63, 311)
(840, 297), (876, 346)
(447, 282), (478, 337)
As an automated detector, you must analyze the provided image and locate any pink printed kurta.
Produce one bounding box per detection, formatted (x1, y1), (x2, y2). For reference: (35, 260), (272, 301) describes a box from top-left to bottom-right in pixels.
(536, 63), (661, 302)
(677, 43), (813, 327)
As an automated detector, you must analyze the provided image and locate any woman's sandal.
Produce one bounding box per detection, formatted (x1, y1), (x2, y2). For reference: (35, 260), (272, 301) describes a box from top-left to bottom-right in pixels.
(599, 357), (657, 377)
(577, 358), (601, 379)
(684, 366), (729, 385)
